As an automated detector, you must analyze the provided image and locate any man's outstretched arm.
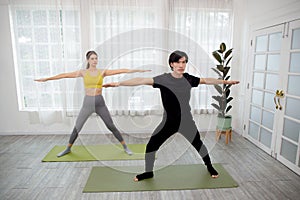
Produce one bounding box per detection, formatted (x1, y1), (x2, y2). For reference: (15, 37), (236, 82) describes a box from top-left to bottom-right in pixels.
(200, 78), (239, 85)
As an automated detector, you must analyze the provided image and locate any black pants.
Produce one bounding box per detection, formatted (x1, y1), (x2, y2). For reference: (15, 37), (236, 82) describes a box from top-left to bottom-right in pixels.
(145, 114), (212, 172)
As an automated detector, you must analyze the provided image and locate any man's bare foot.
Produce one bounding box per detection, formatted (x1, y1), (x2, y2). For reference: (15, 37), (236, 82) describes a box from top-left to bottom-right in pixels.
(211, 174), (219, 178)
(207, 164), (219, 178)
(133, 171), (154, 182)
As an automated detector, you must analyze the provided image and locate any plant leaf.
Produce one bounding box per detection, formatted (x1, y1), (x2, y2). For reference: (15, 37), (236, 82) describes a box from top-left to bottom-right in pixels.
(217, 65), (224, 72)
(211, 68), (222, 77)
(225, 105), (232, 113)
(220, 43), (226, 53)
(225, 84), (232, 92)
(214, 85), (223, 95)
(227, 97), (233, 104)
(212, 95), (221, 103)
(224, 48), (233, 60)
(226, 89), (231, 98)
(212, 51), (222, 64)
(211, 103), (220, 110)
(225, 56), (232, 67)
(223, 67), (230, 78)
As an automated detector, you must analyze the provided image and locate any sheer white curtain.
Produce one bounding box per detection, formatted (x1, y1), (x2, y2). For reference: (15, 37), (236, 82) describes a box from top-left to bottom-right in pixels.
(169, 0), (233, 114)
(90, 0), (233, 115)
(90, 0), (168, 116)
(9, 0), (233, 123)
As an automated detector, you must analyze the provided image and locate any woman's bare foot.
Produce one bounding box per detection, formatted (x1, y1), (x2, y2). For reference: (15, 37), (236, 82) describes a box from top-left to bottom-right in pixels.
(57, 147), (71, 157)
(124, 147), (133, 155)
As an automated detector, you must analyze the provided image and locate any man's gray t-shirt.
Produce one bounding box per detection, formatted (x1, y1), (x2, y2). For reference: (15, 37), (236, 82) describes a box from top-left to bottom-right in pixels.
(153, 73), (200, 118)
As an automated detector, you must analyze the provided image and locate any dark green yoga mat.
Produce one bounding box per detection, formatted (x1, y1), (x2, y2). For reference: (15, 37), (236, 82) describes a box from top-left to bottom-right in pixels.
(83, 164), (238, 192)
(42, 144), (146, 162)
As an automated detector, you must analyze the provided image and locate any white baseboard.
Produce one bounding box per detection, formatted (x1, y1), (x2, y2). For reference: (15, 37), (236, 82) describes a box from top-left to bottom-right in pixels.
(0, 128), (219, 136)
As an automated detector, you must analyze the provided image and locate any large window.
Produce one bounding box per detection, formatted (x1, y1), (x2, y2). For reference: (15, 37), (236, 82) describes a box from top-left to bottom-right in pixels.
(9, 0), (233, 114)
(10, 6), (81, 111)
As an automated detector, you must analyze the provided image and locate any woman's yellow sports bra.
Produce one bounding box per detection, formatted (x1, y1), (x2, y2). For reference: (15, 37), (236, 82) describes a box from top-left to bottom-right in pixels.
(83, 70), (103, 89)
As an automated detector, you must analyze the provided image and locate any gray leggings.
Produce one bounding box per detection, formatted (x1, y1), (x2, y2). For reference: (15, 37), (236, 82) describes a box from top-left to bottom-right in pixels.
(69, 95), (124, 144)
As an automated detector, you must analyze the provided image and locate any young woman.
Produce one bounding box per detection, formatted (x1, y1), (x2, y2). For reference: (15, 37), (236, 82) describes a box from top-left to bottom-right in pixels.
(103, 50), (239, 181)
(35, 50), (150, 157)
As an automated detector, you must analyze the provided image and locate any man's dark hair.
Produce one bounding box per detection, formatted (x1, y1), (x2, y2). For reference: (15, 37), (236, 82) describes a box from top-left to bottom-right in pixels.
(168, 50), (188, 71)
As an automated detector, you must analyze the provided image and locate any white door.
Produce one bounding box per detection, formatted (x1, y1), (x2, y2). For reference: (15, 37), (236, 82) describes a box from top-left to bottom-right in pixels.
(275, 20), (300, 175)
(245, 24), (284, 155)
(245, 20), (300, 175)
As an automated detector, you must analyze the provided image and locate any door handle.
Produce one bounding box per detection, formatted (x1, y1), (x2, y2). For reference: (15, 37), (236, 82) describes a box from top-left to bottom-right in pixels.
(274, 90), (285, 110)
(277, 98), (282, 110)
(274, 96), (279, 109)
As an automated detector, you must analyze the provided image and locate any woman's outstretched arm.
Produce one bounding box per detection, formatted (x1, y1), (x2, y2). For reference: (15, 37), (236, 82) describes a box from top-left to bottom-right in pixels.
(34, 70), (82, 82)
(103, 77), (154, 87)
(103, 69), (151, 77)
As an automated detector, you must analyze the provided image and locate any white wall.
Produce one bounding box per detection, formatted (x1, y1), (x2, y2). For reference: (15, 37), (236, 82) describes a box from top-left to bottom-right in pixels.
(232, 0), (300, 135)
(245, 0), (300, 28)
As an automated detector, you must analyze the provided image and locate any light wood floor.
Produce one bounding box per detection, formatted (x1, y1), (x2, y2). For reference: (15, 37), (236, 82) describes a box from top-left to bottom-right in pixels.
(0, 132), (299, 200)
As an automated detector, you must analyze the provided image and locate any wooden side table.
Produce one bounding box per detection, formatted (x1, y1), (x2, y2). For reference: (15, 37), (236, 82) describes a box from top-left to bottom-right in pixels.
(216, 127), (232, 144)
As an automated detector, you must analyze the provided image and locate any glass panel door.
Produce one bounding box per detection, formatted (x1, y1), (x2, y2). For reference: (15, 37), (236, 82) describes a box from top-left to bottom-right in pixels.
(245, 20), (300, 175)
(276, 20), (300, 175)
(246, 25), (284, 155)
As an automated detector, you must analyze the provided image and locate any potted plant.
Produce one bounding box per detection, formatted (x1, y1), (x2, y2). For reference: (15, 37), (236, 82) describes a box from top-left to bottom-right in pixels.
(211, 42), (233, 130)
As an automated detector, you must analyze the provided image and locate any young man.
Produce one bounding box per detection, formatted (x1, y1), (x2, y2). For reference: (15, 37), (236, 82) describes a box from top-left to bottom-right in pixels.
(103, 50), (239, 181)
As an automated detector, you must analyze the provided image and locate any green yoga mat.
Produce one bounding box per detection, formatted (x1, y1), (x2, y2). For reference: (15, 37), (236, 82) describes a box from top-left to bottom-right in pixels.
(83, 164), (238, 192)
(42, 144), (146, 162)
